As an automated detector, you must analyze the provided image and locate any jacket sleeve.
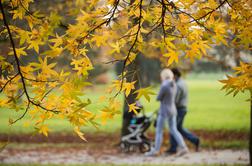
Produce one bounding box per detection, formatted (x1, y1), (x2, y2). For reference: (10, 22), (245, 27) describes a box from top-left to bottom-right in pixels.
(157, 84), (166, 101)
(175, 85), (182, 105)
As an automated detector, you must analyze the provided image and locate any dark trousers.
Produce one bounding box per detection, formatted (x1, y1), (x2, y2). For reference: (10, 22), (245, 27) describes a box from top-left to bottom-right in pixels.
(169, 108), (199, 152)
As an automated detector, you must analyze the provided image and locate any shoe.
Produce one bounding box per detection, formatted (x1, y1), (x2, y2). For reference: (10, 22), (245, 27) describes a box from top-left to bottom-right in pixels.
(195, 139), (200, 152)
(176, 147), (189, 157)
(144, 149), (159, 156)
(165, 149), (176, 155)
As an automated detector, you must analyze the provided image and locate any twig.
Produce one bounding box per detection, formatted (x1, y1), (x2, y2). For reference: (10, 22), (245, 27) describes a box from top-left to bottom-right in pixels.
(40, 88), (54, 102)
(23, 77), (58, 83)
(190, 0), (228, 23)
(0, 73), (19, 93)
(12, 102), (30, 124)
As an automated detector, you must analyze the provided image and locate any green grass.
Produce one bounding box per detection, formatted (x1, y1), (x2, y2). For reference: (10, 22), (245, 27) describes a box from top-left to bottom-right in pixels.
(0, 76), (250, 134)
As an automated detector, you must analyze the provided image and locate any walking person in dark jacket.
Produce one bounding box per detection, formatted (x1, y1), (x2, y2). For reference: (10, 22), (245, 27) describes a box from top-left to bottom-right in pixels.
(166, 68), (200, 155)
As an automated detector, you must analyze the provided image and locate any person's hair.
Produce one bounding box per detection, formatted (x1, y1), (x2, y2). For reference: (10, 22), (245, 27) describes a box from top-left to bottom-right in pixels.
(160, 68), (174, 81)
(171, 68), (181, 78)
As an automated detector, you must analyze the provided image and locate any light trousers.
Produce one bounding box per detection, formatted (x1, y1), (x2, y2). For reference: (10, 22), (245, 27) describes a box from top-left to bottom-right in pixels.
(154, 113), (186, 151)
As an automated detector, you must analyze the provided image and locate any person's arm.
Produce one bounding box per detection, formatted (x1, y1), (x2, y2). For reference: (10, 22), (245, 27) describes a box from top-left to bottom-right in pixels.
(157, 84), (166, 101)
(175, 85), (183, 106)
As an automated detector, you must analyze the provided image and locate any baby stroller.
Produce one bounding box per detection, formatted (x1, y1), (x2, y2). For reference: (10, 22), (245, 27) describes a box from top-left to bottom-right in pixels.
(120, 105), (157, 153)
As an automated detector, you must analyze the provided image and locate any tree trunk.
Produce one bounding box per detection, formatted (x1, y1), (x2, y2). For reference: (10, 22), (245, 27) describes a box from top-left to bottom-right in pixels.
(234, 48), (241, 67)
(121, 58), (140, 137)
(121, 0), (139, 138)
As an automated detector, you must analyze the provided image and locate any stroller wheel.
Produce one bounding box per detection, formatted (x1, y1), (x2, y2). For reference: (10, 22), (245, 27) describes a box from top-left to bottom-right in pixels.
(139, 142), (151, 153)
(120, 142), (130, 153)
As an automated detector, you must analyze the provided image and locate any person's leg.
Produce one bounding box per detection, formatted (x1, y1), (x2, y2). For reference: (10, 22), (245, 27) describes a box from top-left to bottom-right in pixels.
(145, 113), (165, 156)
(166, 113), (180, 153)
(177, 109), (199, 146)
(154, 113), (165, 152)
(167, 134), (177, 153)
(168, 115), (187, 149)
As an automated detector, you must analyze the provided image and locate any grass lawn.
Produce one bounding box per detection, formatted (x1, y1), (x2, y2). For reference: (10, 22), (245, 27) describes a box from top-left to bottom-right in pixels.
(0, 75), (250, 134)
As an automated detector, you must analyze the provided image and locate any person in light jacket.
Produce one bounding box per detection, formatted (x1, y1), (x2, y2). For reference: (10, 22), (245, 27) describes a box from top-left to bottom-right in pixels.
(145, 69), (188, 156)
(165, 68), (200, 155)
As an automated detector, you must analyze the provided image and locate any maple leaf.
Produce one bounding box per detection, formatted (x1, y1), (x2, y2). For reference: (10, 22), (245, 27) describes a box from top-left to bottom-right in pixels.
(49, 34), (63, 47)
(27, 39), (44, 53)
(30, 57), (58, 76)
(10, 8), (24, 19)
(109, 42), (121, 54)
(163, 48), (179, 65)
(91, 35), (107, 47)
(233, 62), (249, 74)
(71, 57), (93, 76)
(43, 46), (64, 57)
(128, 103), (139, 115)
(38, 124), (49, 137)
(164, 37), (176, 49)
(111, 79), (124, 92)
(100, 99), (121, 125)
(74, 126), (87, 141)
(124, 81), (136, 97)
(17, 30), (31, 45)
(8, 47), (27, 58)
(134, 87), (155, 102)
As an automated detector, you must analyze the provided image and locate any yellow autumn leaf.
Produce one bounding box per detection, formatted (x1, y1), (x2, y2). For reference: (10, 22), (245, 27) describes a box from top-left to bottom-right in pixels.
(134, 87), (155, 102)
(49, 33), (63, 47)
(8, 47), (27, 58)
(43, 46), (64, 57)
(109, 42), (121, 54)
(38, 124), (49, 137)
(163, 48), (179, 66)
(124, 81), (136, 97)
(128, 103), (139, 115)
(74, 127), (87, 141)
(125, 53), (136, 66)
(27, 39), (44, 53)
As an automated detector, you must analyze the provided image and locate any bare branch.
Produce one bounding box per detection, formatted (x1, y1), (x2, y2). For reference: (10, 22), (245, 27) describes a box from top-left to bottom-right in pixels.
(12, 102), (30, 124)
(23, 77), (58, 83)
(106, 0), (120, 26)
(161, 0), (167, 43)
(103, 59), (122, 64)
(40, 88), (54, 102)
(16, 90), (24, 100)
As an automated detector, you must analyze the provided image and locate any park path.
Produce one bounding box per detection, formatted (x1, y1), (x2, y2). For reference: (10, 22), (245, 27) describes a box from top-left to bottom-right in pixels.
(0, 148), (249, 165)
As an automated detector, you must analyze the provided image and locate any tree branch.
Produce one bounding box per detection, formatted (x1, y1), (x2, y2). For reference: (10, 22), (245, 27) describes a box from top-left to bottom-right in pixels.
(0, 73), (19, 93)
(23, 77), (58, 83)
(115, 0), (143, 97)
(190, 0), (228, 23)
(0, 1), (59, 114)
(12, 102), (30, 124)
